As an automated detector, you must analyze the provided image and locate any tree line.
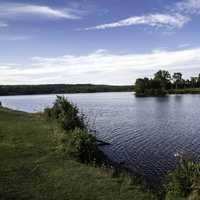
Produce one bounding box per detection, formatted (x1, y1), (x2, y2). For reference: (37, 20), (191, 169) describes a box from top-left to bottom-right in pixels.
(135, 70), (200, 96)
(0, 84), (133, 96)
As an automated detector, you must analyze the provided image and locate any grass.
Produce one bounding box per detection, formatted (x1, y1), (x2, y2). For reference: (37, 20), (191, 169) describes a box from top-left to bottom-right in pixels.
(169, 88), (200, 94)
(0, 107), (155, 200)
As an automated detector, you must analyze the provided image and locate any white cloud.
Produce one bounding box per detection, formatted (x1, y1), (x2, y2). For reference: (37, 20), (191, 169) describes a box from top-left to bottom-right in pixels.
(0, 66), (11, 70)
(85, 14), (190, 30)
(1, 48), (200, 85)
(0, 3), (81, 19)
(175, 0), (200, 14)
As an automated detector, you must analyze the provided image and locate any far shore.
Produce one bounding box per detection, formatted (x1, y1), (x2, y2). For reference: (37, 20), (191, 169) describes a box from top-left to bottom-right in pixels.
(0, 84), (133, 96)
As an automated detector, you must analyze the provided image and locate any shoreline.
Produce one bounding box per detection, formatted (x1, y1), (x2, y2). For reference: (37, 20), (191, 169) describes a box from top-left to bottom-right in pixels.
(0, 106), (168, 188)
(0, 106), (156, 199)
(1, 105), (200, 199)
(2, 88), (200, 97)
(135, 88), (200, 97)
(0, 90), (133, 97)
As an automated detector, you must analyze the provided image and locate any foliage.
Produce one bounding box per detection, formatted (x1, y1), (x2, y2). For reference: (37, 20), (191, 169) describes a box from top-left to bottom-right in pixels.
(135, 70), (200, 96)
(135, 77), (167, 97)
(0, 84), (133, 96)
(44, 96), (106, 165)
(67, 128), (104, 164)
(165, 153), (200, 200)
(154, 70), (171, 89)
(173, 73), (183, 89)
(44, 96), (85, 131)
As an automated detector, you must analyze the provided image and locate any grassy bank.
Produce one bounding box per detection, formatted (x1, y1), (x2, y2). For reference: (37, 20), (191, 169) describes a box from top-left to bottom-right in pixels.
(169, 88), (200, 94)
(0, 107), (154, 200)
(2, 99), (200, 200)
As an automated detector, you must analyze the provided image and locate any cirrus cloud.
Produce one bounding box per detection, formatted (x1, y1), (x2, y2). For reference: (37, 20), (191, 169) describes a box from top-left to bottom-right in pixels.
(84, 0), (200, 31)
(175, 0), (200, 15)
(0, 2), (82, 20)
(85, 14), (190, 30)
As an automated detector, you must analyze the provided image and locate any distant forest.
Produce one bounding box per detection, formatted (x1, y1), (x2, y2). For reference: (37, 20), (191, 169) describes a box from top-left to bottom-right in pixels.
(135, 70), (200, 96)
(0, 84), (133, 96)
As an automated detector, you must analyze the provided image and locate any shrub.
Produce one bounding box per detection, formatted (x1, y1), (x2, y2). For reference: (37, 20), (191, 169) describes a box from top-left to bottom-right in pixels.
(67, 128), (104, 164)
(165, 153), (200, 200)
(44, 107), (52, 119)
(44, 96), (104, 165)
(44, 96), (85, 131)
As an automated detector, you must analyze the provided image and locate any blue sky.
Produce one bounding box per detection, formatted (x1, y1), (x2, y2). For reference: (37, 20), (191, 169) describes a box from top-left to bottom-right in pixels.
(0, 0), (200, 85)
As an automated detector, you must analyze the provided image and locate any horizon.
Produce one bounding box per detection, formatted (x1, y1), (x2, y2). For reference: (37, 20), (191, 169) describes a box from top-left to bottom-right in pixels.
(0, 0), (200, 85)
(0, 83), (133, 86)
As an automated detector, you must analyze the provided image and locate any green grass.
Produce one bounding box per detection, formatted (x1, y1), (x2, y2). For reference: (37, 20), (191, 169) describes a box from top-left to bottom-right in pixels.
(169, 88), (200, 94)
(0, 107), (155, 200)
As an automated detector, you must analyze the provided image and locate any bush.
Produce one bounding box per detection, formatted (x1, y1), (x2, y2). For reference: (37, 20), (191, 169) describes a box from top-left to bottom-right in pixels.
(165, 153), (200, 200)
(44, 96), (104, 165)
(44, 96), (85, 131)
(67, 128), (104, 164)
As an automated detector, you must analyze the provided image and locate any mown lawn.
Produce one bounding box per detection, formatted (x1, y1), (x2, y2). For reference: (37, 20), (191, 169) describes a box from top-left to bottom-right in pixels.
(0, 107), (155, 200)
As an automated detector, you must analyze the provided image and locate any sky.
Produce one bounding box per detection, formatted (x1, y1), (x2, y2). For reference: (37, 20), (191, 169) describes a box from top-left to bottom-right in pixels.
(0, 0), (200, 85)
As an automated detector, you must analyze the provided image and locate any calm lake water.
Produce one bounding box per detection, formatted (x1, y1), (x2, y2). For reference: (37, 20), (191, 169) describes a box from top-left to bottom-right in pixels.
(1, 92), (200, 182)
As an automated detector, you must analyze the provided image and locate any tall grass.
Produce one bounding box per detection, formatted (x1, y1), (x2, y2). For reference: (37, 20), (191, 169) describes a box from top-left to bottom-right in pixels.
(165, 152), (200, 200)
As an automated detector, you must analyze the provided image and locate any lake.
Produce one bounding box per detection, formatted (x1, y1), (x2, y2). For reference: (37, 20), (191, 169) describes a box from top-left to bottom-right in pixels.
(1, 92), (200, 182)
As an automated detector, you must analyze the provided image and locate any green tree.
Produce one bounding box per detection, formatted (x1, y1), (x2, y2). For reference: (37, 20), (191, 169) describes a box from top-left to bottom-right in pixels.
(190, 77), (198, 88)
(44, 96), (85, 131)
(154, 70), (171, 89)
(134, 78), (149, 96)
(197, 74), (200, 87)
(135, 77), (167, 96)
(173, 72), (183, 89)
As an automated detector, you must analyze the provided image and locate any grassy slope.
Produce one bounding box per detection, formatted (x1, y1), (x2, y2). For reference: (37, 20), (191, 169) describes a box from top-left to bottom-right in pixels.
(0, 107), (154, 200)
(169, 88), (200, 94)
